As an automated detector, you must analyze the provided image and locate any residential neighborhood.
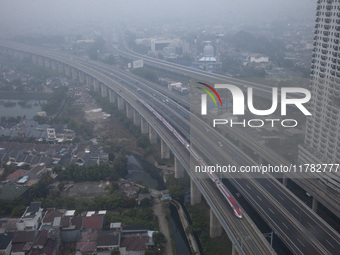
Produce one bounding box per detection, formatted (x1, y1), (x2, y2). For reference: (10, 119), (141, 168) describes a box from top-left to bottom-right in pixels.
(0, 202), (156, 255)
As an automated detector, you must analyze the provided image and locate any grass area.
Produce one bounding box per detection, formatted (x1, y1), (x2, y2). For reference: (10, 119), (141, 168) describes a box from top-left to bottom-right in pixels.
(105, 207), (158, 230)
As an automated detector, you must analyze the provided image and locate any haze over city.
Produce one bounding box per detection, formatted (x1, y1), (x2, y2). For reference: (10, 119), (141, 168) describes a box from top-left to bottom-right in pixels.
(0, 0), (316, 35)
(0, 0), (339, 255)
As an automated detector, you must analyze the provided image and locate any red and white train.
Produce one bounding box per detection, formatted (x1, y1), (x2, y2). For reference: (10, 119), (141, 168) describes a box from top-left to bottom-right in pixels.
(138, 98), (242, 218)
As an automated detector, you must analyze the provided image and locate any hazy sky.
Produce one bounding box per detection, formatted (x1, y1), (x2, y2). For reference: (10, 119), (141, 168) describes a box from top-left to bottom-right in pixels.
(0, 0), (316, 35)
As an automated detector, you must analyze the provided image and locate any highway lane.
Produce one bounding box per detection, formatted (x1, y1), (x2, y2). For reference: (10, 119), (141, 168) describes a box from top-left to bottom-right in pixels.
(261, 177), (340, 252)
(1, 42), (338, 255)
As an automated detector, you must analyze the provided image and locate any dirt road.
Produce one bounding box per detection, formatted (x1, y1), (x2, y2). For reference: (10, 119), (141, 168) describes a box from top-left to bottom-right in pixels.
(153, 198), (174, 255)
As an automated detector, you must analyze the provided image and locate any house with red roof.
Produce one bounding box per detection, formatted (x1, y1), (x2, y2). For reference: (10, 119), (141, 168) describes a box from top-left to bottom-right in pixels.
(5, 169), (27, 183)
(82, 214), (104, 230)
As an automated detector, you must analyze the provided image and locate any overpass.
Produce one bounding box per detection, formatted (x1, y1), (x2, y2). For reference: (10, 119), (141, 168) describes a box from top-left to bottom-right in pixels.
(1, 41), (340, 254)
(114, 38), (340, 218)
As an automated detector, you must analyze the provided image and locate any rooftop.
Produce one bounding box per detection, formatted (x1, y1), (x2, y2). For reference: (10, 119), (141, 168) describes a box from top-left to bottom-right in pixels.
(76, 241), (97, 253)
(12, 230), (35, 243)
(43, 208), (64, 224)
(120, 236), (149, 251)
(123, 224), (149, 231)
(5, 169), (27, 182)
(0, 183), (28, 200)
(27, 202), (41, 213)
(97, 230), (120, 247)
(82, 214), (104, 229)
(0, 232), (13, 250)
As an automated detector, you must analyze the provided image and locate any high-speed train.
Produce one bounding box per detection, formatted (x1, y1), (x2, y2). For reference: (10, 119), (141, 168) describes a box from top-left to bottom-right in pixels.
(138, 98), (242, 218)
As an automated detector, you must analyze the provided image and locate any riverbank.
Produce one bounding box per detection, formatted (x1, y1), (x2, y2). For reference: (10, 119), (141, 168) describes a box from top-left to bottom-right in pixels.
(171, 200), (201, 255)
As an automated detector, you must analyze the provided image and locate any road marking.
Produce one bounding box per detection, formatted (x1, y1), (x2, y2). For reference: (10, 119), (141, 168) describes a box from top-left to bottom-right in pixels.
(282, 222), (289, 229)
(307, 221), (315, 229)
(278, 194), (285, 200)
(292, 208), (299, 214)
(266, 184), (271, 189)
(269, 208), (275, 215)
(246, 184), (251, 189)
(297, 238), (306, 247)
(257, 195), (262, 201)
(326, 240), (334, 248)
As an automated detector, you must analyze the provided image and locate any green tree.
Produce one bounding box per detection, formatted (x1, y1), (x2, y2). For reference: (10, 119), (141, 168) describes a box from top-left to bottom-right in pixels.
(53, 165), (62, 174)
(152, 232), (167, 254)
(10, 205), (26, 218)
(111, 248), (120, 255)
(137, 135), (149, 148)
(0, 164), (16, 181)
(144, 249), (158, 255)
(140, 198), (151, 208)
(113, 153), (128, 177)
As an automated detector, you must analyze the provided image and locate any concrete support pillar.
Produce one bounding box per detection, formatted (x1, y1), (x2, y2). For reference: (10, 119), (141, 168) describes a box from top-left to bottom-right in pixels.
(312, 197), (318, 212)
(58, 63), (64, 74)
(19, 53), (25, 61)
(232, 243), (239, 255)
(174, 157), (184, 179)
(39, 56), (44, 66)
(282, 176), (288, 186)
(117, 96), (124, 110)
(149, 126), (158, 144)
(65, 66), (71, 77)
(32, 55), (38, 64)
(44, 58), (50, 69)
(51, 61), (57, 71)
(210, 208), (223, 238)
(190, 179), (202, 205)
(79, 72), (85, 84)
(86, 75), (91, 87)
(141, 117), (148, 134)
(109, 89), (116, 103)
(133, 110), (141, 126)
(93, 79), (99, 92)
(161, 139), (170, 159)
(101, 84), (108, 97)
(72, 68), (78, 81)
(126, 104), (133, 119)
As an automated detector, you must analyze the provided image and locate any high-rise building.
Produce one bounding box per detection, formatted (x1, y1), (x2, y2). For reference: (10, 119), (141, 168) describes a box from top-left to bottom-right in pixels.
(299, 0), (340, 186)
